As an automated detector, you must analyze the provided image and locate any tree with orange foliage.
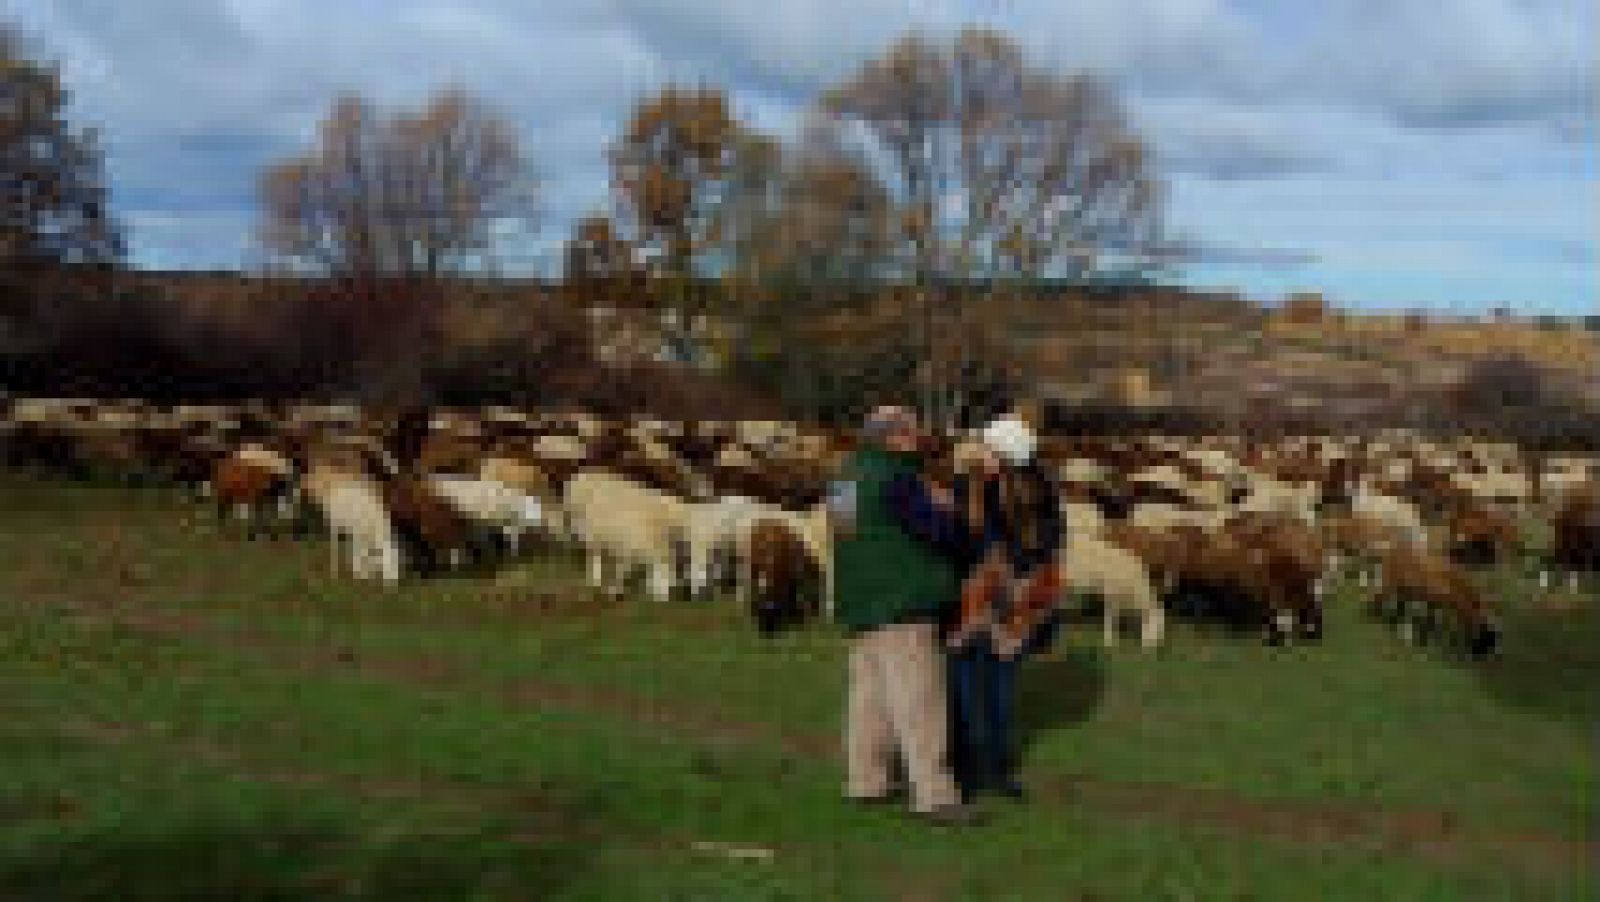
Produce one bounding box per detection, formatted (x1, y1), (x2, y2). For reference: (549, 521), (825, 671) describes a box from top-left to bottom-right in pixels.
(608, 84), (777, 323)
(563, 213), (638, 304)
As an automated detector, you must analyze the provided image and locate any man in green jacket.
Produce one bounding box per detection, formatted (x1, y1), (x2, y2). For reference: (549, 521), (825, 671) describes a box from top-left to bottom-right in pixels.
(832, 406), (982, 826)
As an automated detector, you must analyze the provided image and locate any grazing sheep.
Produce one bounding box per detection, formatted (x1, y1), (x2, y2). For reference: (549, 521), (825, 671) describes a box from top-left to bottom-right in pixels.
(1168, 523), (1324, 645)
(1059, 500), (1106, 539)
(733, 501), (832, 618)
(383, 478), (481, 574)
(1451, 468), (1534, 508)
(1235, 477), (1319, 525)
(233, 442), (295, 478)
(1059, 532), (1166, 649)
(745, 518), (821, 633)
(1544, 485), (1599, 589)
(565, 471), (688, 601)
(1372, 545), (1501, 659)
(1350, 483), (1430, 549)
(1443, 502), (1520, 568)
(478, 455), (548, 494)
(1539, 461), (1593, 506)
(479, 455), (571, 543)
(302, 467), (403, 583)
(1129, 502), (1227, 535)
(209, 452), (299, 539)
(681, 495), (762, 598)
(427, 475), (545, 556)
(1319, 511), (1404, 587)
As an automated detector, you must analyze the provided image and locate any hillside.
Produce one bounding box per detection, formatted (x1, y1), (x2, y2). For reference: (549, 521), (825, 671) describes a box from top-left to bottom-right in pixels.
(7, 271), (1594, 436)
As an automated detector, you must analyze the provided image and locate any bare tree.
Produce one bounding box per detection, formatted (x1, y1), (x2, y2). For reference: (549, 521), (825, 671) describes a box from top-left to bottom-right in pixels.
(721, 131), (900, 421)
(731, 127), (894, 291)
(255, 89), (536, 404)
(811, 28), (1166, 426)
(257, 89), (537, 279)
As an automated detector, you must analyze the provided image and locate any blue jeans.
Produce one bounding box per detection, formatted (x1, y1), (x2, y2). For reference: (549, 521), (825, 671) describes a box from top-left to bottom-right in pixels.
(947, 615), (1059, 793)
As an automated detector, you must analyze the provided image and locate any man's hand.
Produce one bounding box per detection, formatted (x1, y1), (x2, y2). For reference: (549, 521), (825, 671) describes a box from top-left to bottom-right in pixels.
(927, 483), (955, 510)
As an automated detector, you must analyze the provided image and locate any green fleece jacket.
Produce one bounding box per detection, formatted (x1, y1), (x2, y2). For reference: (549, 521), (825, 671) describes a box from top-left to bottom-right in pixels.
(831, 446), (960, 632)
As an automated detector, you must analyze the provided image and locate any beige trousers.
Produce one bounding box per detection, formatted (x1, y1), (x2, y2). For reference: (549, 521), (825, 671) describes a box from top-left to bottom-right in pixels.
(845, 621), (961, 813)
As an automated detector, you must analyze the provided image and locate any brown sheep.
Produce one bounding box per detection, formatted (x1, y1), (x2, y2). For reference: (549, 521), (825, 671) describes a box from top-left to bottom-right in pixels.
(382, 479), (481, 574)
(1443, 501), (1520, 568)
(1372, 545), (1501, 658)
(210, 456), (297, 539)
(746, 518), (821, 634)
(1102, 521), (1189, 594)
(1168, 521), (1325, 643)
(415, 430), (487, 475)
(1546, 485), (1599, 587)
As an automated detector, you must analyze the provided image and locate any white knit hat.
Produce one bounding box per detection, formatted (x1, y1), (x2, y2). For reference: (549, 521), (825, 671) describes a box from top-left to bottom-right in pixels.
(981, 415), (1035, 466)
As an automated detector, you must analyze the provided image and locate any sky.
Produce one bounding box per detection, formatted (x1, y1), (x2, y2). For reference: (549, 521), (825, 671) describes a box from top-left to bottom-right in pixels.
(6, 0), (1596, 315)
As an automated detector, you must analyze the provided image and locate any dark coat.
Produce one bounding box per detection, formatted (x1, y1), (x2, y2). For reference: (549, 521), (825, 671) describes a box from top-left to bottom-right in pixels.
(951, 462), (1064, 577)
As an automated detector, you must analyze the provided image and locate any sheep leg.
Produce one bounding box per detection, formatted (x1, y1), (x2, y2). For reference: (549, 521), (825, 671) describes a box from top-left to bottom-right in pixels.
(1397, 616), (1418, 646)
(1141, 605), (1165, 649)
(686, 540), (708, 598)
(735, 547), (751, 606)
(349, 535), (370, 580)
(1103, 599), (1118, 649)
(650, 557), (674, 602)
(380, 538), (401, 583)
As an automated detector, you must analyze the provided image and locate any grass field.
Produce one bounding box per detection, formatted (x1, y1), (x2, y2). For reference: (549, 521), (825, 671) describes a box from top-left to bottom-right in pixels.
(0, 472), (1595, 900)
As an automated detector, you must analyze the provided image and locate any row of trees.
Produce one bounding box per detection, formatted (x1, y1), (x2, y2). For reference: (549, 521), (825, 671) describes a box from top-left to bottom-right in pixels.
(248, 27), (1167, 423)
(8, 19), (1592, 448)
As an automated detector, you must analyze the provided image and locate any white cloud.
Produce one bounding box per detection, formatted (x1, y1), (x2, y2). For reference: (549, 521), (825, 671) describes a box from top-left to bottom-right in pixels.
(7, 0), (1593, 311)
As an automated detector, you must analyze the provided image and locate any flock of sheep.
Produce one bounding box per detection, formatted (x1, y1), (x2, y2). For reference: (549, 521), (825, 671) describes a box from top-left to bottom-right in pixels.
(3, 396), (1596, 659)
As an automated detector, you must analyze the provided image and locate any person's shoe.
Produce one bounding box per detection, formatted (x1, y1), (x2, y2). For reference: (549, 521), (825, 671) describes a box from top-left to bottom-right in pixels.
(916, 802), (987, 826)
(993, 780), (1028, 801)
(848, 787), (906, 807)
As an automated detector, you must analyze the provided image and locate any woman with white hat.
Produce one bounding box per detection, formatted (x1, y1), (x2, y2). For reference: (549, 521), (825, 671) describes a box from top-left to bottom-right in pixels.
(942, 408), (1064, 801)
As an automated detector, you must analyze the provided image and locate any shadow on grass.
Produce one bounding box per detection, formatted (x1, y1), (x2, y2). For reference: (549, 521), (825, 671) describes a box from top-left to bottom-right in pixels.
(0, 813), (593, 901)
(1473, 599), (1600, 725)
(1015, 644), (1108, 759)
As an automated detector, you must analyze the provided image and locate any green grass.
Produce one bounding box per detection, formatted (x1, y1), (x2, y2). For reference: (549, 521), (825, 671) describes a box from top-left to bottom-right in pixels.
(0, 472), (1595, 900)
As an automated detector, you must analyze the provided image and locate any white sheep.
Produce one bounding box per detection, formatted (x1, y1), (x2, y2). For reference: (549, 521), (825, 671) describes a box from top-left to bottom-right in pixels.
(427, 475), (545, 555)
(681, 495), (763, 597)
(1059, 500), (1106, 539)
(1058, 533), (1165, 649)
(1130, 502), (1226, 535)
(302, 468), (402, 583)
(1235, 476), (1319, 524)
(565, 471), (688, 601)
(1350, 482), (1429, 549)
(1451, 469), (1534, 507)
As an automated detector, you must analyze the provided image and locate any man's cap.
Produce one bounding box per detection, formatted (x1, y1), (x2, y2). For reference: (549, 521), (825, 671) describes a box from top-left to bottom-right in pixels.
(862, 405), (918, 438)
